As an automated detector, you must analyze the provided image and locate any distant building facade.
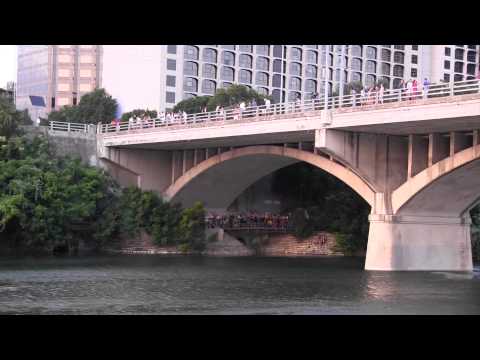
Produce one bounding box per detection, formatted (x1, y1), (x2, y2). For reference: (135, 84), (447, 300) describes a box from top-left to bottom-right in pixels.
(0, 82), (15, 104)
(101, 45), (480, 114)
(16, 45), (102, 119)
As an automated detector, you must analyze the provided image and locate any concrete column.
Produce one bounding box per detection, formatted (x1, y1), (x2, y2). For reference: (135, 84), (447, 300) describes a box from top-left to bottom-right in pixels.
(205, 148), (209, 160)
(473, 130), (479, 146)
(450, 131), (470, 156)
(365, 214), (473, 271)
(408, 135), (428, 178)
(298, 142), (302, 151)
(428, 133), (449, 167)
(193, 149), (197, 166)
(171, 152), (176, 184)
(182, 150), (187, 175)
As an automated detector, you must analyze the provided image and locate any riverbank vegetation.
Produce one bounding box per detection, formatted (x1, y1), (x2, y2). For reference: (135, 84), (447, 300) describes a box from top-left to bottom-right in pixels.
(272, 163), (371, 256)
(0, 97), (206, 254)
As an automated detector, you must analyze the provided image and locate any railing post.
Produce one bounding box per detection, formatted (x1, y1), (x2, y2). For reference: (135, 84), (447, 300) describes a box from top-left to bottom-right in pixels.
(50, 121), (53, 131)
(67, 122), (71, 132)
(84, 124), (87, 133)
(450, 82), (454, 96)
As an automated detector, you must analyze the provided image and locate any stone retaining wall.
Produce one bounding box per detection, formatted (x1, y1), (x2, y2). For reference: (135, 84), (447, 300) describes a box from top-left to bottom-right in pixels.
(258, 231), (342, 256)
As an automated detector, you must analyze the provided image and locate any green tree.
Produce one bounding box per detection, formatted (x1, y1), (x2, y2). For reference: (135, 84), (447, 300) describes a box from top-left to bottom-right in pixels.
(173, 95), (211, 114)
(0, 97), (31, 139)
(177, 201), (206, 251)
(47, 88), (118, 124)
(121, 109), (158, 122)
(173, 85), (272, 114)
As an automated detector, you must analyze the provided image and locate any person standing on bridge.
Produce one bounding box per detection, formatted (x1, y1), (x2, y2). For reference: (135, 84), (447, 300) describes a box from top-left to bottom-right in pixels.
(412, 79), (418, 101)
(423, 78), (430, 99)
(265, 98), (271, 115)
(378, 84), (385, 104)
(360, 87), (366, 106)
(239, 101), (246, 118)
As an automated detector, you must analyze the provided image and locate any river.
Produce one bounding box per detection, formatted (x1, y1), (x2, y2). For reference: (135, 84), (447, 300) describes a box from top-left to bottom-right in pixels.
(0, 255), (479, 314)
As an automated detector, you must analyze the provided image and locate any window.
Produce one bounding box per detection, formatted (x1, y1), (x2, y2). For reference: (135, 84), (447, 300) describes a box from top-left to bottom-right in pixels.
(272, 89), (283, 103)
(221, 66), (234, 81)
(351, 72), (361, 82)
(183, 93), (196, 100)
(381, 49), (391, 61)
(455, 49), (465, 60)
(289, 77), (301, 90)
(366, 46), (377, 59)
(239, 54), (252, 68)
(351, 45), (362, 57)
(272, 74), (282, 87)
(467, 64), (476, 75)
(239, 69), (252, 84)
(445, 47), (451, 56)
(167, 59), (176, 71)
(444, 60), (450, 69)
(184, 61), (198, 76)
(365, 74), (376, 87)
(393, 78), (402, 89)
(222, 51), (235, 66)
(273, 45), (283, 58)
(166, 91), (175, 103)
(291, 47), (302, 61)
(256, 45), (269, 56)
(379, 77), (390, 89)
(393, 52), (404, 63)
(454, 62), (464, 73)
(273, 59), (282, 73)
(411, 68), (417, 77)
(203, 48), (217, 63)
(221, 82), (232, 89)
(394, 45), (405, 50)
(444, 73), (450, 82)
(335, 69), (341, 81)
(454, 74), (463, 82)
(366, 60), (376, 73)
(289, 62), (302, 76)
(306, 50), (317, 64)
(305, 79), (317, 92)
(288, 91), (301, 101)
(256, 87), (268, 95)
(467, 51), (477, 62)
(166, 75), (176, 87)
(184, 45), (199, 60)
(183, 77), (198, 92)
(411, 55), (418, 64)
(256, 72), (269, 86)
(351, 58), (362, 71)
(256, 57), (269, 71)
(202, 80), (216, 94)
(239, 45), (253, 53)
(222, 45), (235, 50)
(202, 64), (216, 78)
(306, 64), (317, 78)
(393, 65), (404, 77)
(411, 45), (418, 51)
(167, 45), (176, 55)
(381, 62), (390, 75)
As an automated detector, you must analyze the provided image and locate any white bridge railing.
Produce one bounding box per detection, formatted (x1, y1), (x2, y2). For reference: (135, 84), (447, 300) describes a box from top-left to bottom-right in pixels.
(49, 121), (94, 133)
(49, 79), (480, 136)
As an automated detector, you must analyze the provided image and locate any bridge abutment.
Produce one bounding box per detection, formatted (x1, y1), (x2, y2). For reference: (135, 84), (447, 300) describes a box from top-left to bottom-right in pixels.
(365, 214), (473, 271)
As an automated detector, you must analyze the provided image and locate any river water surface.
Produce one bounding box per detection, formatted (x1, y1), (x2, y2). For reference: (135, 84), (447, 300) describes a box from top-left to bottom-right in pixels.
(0, 255), (479, 314)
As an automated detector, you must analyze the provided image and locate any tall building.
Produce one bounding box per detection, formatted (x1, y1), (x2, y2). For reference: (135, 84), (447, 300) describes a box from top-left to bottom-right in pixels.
(16, 45), (102, 119)
(102, 45), (480, 114)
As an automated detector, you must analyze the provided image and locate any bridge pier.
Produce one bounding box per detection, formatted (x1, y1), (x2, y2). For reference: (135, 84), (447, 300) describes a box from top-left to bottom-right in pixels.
(365, 214), (473, 271)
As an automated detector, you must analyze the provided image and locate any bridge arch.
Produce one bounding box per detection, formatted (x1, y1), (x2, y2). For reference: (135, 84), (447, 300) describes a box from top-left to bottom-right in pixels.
(392, 144), (480, 218)
(164, 145), (377, 210)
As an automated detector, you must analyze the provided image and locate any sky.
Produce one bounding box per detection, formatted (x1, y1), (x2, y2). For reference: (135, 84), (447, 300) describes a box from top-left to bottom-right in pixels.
(0, 45), (17, 88)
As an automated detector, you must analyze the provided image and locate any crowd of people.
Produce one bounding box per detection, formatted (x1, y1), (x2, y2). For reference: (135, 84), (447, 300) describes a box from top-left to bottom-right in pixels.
(206, 211), (291, 231)
(109, 76), (480, 130)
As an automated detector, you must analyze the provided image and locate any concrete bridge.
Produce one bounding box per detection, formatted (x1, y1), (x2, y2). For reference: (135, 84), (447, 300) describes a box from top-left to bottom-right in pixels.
(51, 80), (480, 271)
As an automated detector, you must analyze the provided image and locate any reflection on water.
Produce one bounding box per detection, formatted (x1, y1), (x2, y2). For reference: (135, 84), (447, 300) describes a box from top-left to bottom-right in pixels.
(0, 255), (479, 314)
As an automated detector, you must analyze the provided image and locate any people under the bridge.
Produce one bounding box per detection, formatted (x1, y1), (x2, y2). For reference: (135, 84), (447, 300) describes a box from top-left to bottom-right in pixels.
(206, 211), (291, 231)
